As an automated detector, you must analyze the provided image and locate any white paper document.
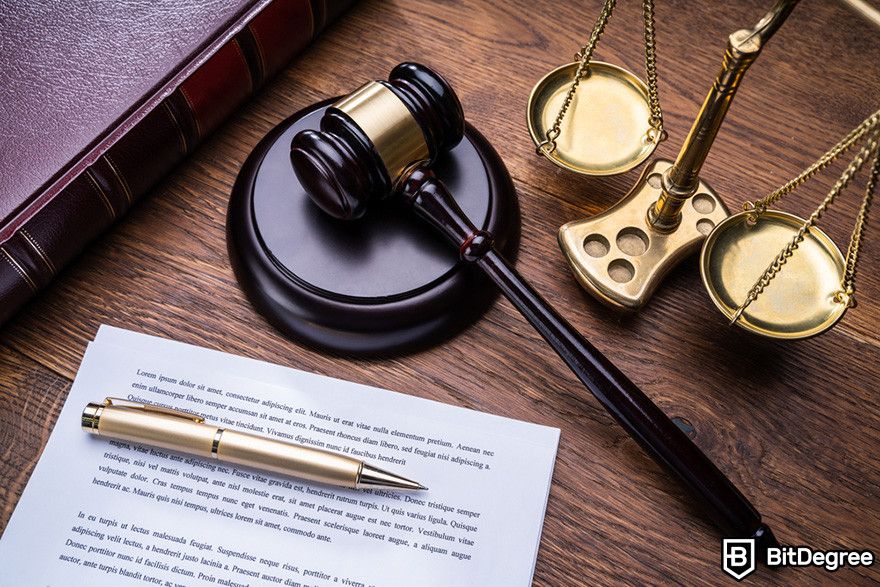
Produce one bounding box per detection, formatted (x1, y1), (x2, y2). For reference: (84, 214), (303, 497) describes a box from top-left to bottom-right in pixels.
(0, 326), (559, 586)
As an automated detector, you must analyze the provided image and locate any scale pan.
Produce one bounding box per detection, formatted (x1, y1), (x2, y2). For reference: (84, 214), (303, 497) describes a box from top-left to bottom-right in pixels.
(700, 211), (848, 340)
(527, 61), (657, 176)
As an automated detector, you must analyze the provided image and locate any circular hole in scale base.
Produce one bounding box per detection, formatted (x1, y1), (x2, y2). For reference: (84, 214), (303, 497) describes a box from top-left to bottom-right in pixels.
(583, 234), (610, 257)
(608, 259), (635, 283)
(692, 194), (716, 214)
(616, 227), (649, 256)
(697, 218), (715, 235)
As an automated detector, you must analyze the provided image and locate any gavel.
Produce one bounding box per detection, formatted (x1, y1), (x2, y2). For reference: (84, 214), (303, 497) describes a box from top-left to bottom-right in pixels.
(290, 63), (778, 553)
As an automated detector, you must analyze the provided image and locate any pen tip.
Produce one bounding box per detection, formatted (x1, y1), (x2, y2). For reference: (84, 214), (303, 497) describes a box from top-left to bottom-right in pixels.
(358, 463), (427, 491)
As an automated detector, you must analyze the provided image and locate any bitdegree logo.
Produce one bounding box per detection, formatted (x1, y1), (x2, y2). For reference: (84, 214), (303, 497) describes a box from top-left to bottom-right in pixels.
(767, 546), (874, 572)
(722, 539), (875, 580)
(722, 539), (755, 580)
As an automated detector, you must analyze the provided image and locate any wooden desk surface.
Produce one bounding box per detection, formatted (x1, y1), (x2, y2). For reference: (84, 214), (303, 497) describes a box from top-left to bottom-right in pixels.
(2, 0), (879, 584)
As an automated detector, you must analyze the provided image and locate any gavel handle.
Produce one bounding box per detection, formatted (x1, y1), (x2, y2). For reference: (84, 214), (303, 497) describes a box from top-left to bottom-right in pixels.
(400, 168), (778, 551)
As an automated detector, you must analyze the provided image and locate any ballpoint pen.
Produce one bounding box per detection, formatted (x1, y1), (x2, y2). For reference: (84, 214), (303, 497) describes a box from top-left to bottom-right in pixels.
(82, 398), (427, 491)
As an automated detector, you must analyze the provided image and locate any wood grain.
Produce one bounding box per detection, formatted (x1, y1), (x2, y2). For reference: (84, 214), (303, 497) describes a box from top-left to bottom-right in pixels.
(0, 344), (69, 529)
(2, 0), (880, 584)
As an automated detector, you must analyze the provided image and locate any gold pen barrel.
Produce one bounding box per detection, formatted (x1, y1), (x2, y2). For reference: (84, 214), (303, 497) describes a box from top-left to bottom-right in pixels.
(216, 430), (361, 488)
(82, 401), (361, 488)
(83, 402), (217, 457)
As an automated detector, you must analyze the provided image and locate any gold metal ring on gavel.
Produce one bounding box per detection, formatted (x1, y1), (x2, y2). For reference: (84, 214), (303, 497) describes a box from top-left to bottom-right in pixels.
(332, 82), (430, 183)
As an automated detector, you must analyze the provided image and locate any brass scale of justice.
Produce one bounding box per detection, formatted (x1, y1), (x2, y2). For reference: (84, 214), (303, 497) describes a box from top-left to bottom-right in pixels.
(527, 0), (880, 339)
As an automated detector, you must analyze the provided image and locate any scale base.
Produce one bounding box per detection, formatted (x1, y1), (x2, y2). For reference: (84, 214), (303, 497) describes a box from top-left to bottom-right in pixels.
(558, 160), (729, 311)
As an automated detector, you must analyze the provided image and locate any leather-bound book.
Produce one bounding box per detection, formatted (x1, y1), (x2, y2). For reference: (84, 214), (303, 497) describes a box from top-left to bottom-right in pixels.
(0, 0), (355, 325)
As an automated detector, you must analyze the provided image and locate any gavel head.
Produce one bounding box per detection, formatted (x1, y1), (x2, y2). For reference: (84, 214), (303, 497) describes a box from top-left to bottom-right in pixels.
(290, 62), (465, 220)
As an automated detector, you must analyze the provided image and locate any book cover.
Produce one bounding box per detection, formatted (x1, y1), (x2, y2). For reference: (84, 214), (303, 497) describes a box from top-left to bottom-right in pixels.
(0, 0), (354, 324)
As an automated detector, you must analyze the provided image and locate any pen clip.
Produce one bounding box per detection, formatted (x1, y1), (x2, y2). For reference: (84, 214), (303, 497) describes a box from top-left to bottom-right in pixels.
(103, 397), (205, 423)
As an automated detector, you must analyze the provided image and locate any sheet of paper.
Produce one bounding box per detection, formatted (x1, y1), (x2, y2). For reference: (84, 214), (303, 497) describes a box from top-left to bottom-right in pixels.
(0, 326), (559, 586)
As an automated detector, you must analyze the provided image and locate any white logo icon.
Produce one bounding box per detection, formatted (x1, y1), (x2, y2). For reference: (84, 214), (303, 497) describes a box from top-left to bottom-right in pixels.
(722, 538), (756, 581)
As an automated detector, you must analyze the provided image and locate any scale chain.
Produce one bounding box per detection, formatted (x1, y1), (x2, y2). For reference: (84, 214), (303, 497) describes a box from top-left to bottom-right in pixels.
(841, 146), (880, 306)
(537, 0), (616, 156)
(642, 0), (666, 142)
(745, 108), (880, 221)
(732, 131), (880, 324)
(537, 0), (664, 155)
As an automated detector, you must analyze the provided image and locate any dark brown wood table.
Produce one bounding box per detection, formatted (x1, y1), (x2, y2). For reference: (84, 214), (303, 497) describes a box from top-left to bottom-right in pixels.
(2, 1), (879, 584)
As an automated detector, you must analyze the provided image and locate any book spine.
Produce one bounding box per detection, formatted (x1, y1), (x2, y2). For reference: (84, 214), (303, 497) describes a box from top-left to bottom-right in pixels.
(0, 0), (353, 326)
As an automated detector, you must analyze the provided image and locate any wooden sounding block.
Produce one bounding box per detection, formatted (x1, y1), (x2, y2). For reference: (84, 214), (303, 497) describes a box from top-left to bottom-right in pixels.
(227, 99), (519, 355)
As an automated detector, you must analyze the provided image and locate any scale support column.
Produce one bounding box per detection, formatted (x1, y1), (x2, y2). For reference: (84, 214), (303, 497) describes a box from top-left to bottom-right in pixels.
(558, 0), (799, 310)
(648, 31), (762, 232)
